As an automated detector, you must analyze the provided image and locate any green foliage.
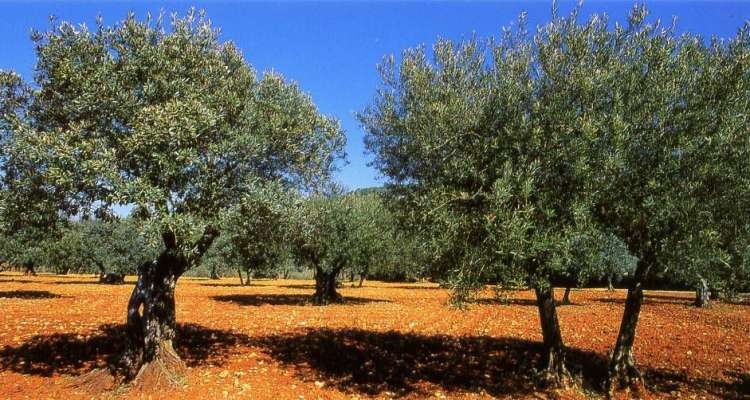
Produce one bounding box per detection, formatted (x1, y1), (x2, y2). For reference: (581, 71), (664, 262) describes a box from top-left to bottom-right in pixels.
(362, 5), (750, 299)
(52, 219), (159, 275)
(0, 226), (53, 269)
(1, 9), (345, 259)
(287, 192), (354, 274)
(582, 7), (750, 289)
(361, 10), (602, 299)
(202, 181), (293, 279)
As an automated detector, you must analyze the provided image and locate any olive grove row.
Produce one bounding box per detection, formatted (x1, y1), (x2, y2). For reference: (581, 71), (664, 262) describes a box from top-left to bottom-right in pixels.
(0, 4), (748, 395)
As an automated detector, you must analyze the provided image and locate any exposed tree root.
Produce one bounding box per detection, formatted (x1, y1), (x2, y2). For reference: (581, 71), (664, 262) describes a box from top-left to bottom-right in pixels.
(130, 340), (187, 391)
(72, 368), (117, 394)
(536, 349), (572, 389)
(71, 341), (186, 395)
(311, 291), (344, 305)
(607, 356), (647, 399)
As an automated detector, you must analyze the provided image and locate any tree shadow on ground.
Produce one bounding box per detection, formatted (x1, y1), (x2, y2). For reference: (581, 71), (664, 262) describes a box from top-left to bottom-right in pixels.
(0, 323), (250, 377)
(594, 296), (693, 306)
(644, 368), (750, 399)
(211, 294), (388, 306)
(256, 327), (607, 397)
(256, 328), (747, 399)
(0, 290), (63, 299)
(198, 282), (245, 287)
(380, 285), (443, 290)
(472, 298), (538, 306)
(276, 284), (316, 290)
(0, 278), (116, 286)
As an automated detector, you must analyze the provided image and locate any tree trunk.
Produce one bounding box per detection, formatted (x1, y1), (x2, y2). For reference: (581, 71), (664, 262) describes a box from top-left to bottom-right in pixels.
(94, 260), (123, 284)
(114, 227), (218, 389)
(237, 267), (244, 285)
(607, 275), (614, 292)
(209, 264), (220, 280)
(358, 271), (367, 288)
(607, 256), (651, 393)
(694, 275), (710, 308)
(22, 261), (36, 276)
(561, 287), (572, 305)
(244, 270), (252, 286)
(534, 284), (570, 387)
(313, 265), (343, 305)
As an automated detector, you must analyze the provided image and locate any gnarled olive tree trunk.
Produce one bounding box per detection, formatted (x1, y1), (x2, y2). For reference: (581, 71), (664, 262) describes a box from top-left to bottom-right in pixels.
(313, 265), (343, 305)
(114, 227), (218, 388)
(607, 254), (652, 393)
(534, 284), (570, 386)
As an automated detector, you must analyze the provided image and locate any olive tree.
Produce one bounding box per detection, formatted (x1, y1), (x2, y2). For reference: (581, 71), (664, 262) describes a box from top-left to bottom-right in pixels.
(2, 11), (344, 388)
(202, 182), (292, 285)
(583, 8), (750, 390)
(287, 192), (354, 304)
(361, 9), (613, 385)
(339, 190), (397, 287)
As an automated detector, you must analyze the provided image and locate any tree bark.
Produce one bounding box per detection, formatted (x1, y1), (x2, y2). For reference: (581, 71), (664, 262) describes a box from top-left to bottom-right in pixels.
(607, 275), (614, 292)
(22, 261), (36, 276)
(312, 265), (343, 305)
(561, 287), (572, 305)
(607, 255), (651, 393)
(694, 275), (710, 308)
(237, 267), (244, 285)
(534, 284), (570, 387)
(209, 264), (220, 280)
(244, 270), (252, 286)
(115, 227), (218, 388)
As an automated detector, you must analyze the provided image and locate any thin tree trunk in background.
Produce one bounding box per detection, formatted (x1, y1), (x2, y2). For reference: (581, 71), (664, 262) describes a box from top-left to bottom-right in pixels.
(237, 268), (244, 285)
(210, 264), (220, 280)
(607, 275), (614, 291)
(244, 270), (252, 286)
(22, 261), (36, 276)
(694, 275), (710, 308)
(533, 284), (571, 387)
(561, 287), (572, 305)
(607, 254), (652, 393)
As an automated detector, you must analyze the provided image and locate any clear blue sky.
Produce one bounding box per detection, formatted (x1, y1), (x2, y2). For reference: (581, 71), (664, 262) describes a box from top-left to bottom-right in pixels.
(1, 1), (748, 190)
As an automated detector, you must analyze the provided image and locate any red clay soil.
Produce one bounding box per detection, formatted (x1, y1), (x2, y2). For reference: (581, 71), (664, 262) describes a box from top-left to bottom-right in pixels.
(0, 273), (747, 399)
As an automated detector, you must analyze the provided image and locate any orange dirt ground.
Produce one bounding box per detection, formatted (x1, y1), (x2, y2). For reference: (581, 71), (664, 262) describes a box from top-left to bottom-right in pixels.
(0, 273), (747, 400)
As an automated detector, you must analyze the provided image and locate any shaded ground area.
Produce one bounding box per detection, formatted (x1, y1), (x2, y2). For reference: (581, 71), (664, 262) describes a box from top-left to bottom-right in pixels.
(257, 328), (603, 397)
(0, 290), (62, 299)
(211, 293), (388, 306)
(0, 272), (748, 399)
(0, 323), (249, 377)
